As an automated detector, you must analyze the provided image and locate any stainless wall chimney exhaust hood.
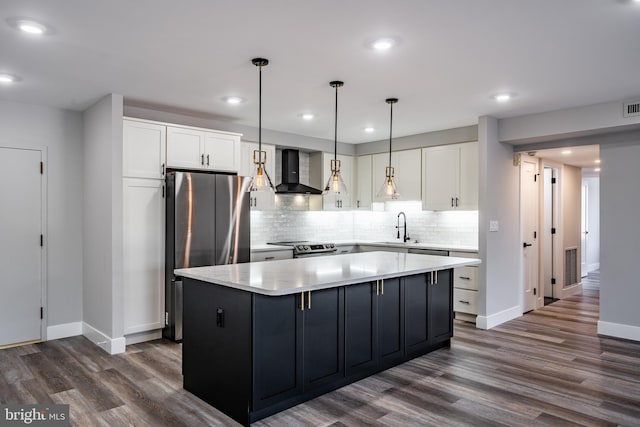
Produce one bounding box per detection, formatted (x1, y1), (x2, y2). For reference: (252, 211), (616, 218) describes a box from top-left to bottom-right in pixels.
(276, 149), (323, 195)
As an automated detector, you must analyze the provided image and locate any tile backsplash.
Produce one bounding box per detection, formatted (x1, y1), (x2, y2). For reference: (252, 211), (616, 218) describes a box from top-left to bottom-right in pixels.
(251, 200), (478, 247)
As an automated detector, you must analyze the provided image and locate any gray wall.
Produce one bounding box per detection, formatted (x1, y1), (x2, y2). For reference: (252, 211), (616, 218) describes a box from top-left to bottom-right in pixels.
(600, 141), (640, 329)
(123, 103), (355, 155)
(82, 94), (124, 339)
(355, 125), (477, 155)
(0, 100), (84, 328)
(477, 116), (521, 328)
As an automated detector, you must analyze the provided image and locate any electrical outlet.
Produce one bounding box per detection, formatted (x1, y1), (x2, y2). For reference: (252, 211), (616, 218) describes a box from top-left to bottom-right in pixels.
(489, 220), (499, 232)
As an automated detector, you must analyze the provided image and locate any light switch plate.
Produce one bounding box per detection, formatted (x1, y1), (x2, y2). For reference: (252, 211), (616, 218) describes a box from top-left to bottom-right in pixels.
(489, 220), (499, 232)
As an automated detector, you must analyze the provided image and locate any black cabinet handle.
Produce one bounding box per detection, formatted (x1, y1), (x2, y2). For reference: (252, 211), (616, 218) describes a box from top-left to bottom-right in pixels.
(458, 300), (470, 304)
(264, 256), (275, 260)
(206, 154), (210, 166)
(201, 154), (204, 165)
(459, 276), (471, 280)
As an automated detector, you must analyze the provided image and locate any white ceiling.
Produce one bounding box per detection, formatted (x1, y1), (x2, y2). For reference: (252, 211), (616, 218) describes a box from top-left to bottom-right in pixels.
(1, 1), (640, 144)
(528, 144), (600, 171)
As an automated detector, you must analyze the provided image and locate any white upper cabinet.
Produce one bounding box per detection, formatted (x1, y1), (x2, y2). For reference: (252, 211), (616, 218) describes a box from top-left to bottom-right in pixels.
(355, 155), (372, 209)
(123, 119), (166, 179)
(240, 141), (277, 210)
(422, 142), (478, 210)
(309, 152), (353, 210)
(166, 126), (241, 172)
(372, 149), (422, 202)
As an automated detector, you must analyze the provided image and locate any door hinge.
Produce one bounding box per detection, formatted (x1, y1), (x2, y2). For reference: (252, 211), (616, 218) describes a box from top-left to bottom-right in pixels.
(533, 231), (537, 239)
(162, 186), (165, 198)
(551, 177), (557, 184)
(551, 227), (556, 234)
(40, 234), (43, 247)
(40, 162), (44, 174)
(533, 288), (537, 296)
(40, 307), (43, 319)
(551, 278), (556, 285)
(534, 173), (539, 182)
(165, 312), (169, 326)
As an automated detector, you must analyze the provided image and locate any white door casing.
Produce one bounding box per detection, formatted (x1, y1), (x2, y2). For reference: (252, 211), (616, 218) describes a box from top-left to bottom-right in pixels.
(0, 147), (44, 346)
(581, 184), (588, 276)
(521, 159), (539, 313)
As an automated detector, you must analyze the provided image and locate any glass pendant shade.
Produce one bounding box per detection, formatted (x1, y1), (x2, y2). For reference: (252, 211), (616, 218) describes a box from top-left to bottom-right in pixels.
(249, 57), (275, 192)
(249, 150), (275, 192)
(323, 159), (348, 195)
(377, 97), (400, 200)
(323, 80), (347, 196)
(376, 166), (400, 199)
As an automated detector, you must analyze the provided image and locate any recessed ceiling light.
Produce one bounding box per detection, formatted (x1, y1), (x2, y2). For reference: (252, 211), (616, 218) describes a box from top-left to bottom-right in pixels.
(372, 38), (395, 51)
(7, 18), (51, 35)
(561, 150), (572, 155)
(493, 93), (512, 102)
(595, 159), (601, 164)
(223, 96), (243, 105)
(0, 74), (18, 84)
(301, 113), (315, 121)
(18, 20), (47, 35)
(364, 127), (375, 133)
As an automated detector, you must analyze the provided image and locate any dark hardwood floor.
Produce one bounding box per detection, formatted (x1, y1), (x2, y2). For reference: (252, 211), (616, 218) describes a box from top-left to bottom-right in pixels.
(2, 273), (639, 426)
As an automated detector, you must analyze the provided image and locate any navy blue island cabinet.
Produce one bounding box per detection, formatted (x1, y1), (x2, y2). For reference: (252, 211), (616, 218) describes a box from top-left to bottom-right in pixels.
(182, 270), (453, 426)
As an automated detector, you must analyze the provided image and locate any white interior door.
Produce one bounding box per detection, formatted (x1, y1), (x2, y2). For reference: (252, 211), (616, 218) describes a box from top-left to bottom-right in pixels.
(521, 159), (539, 312)
(542, 168), (554, 298)
(0, 147), (43, 346)
(581, 184), (588, 276)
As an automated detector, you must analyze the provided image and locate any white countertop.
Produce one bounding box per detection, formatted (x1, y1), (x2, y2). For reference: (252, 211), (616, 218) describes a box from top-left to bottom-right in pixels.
(176, 251), (480, 296)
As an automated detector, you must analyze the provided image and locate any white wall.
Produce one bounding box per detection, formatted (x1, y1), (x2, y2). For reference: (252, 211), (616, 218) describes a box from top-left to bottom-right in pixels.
(82, 94), (125, 353)
(598, 141), (640, 341)
(477, 116), (522, 329)
(583, 176), (600, 272)
(562, 165), (582, 283)
(0, 100), (84, 332)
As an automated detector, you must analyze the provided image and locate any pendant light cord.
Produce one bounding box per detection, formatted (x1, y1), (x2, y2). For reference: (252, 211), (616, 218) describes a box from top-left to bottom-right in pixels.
(258, 63), (262, 164)
(388, 101), (393, 170)
(334, 84), (338, 164)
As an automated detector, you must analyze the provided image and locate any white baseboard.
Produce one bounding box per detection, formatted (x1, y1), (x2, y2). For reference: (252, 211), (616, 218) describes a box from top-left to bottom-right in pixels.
(598, 320), (640, 342)
(46, 322), (82, 340)
(476, 305), (521, 330)
(125, 329), (162, 346)
(82, 322), (126, 355)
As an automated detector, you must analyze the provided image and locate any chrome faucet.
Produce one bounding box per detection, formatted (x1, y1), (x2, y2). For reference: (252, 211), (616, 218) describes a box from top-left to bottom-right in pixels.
(396, 211), (410, 242)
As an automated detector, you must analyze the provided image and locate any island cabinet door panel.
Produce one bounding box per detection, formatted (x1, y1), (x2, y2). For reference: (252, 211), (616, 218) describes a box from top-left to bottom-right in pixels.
(428, 269), (454, 344)
(378, 278), (405, 368)
(252, 293), (303, 410)
(345, 282), (378, 378)
(404, 274), (430, 357)
(302, 287), (345, 391)
(182, 279), (253, 425)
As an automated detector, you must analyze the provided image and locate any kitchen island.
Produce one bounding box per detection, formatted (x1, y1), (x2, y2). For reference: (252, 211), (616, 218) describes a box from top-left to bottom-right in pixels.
(176, 251), (480, 426)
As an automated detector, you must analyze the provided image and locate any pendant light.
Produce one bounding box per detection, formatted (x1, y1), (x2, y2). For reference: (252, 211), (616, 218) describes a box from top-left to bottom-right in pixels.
(249, 57), (275, 192)
(376, 98), (400, 199)
(323, 81), (347, 196)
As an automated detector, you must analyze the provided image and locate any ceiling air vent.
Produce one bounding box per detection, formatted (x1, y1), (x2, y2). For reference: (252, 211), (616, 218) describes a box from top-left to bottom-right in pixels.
(623, 100), (640, 118)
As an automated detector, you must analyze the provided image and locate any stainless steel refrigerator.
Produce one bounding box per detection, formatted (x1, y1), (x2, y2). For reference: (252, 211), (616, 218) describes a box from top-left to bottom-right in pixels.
(164, 171), (251, 341)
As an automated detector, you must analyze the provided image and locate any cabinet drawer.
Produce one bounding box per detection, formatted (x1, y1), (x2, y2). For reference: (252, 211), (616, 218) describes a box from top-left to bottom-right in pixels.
(454, 288), (478, 315)
(453, 266), (478, 290)
(250, 250), (293, 262)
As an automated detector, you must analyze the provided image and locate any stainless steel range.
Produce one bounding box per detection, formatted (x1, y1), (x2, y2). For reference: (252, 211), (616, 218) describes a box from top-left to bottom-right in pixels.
(268, 241), (337, 258)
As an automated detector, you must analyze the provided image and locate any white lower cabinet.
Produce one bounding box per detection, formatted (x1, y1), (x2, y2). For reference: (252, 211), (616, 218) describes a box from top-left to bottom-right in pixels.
(250, 249), (293, 262)
(123, 178), (165, 335)
(450, 251), (479, 322)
